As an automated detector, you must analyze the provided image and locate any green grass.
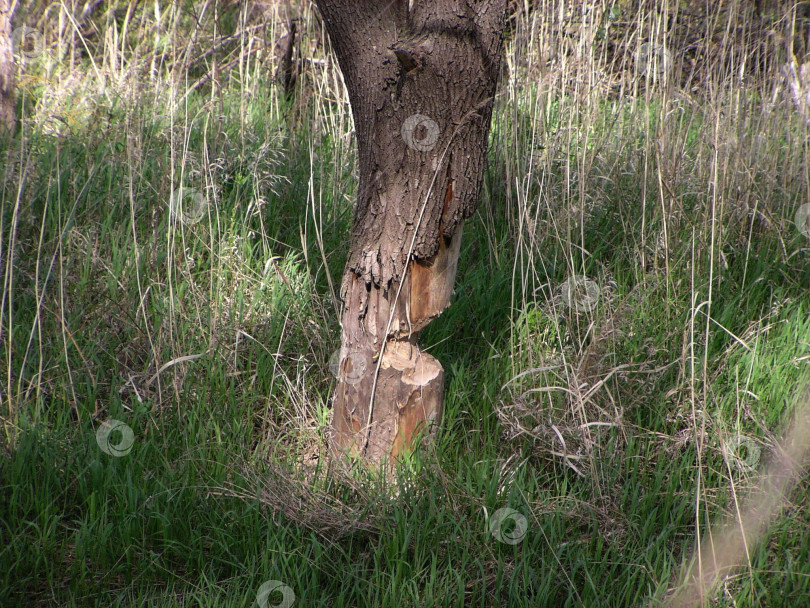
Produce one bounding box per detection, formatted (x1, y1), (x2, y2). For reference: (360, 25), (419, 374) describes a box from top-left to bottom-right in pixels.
(2, 1), (810, 606)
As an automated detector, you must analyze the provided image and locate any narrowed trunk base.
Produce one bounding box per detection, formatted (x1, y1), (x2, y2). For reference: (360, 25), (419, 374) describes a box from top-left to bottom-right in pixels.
(329, 225), (462, 467)
(331, 341), (443, 465)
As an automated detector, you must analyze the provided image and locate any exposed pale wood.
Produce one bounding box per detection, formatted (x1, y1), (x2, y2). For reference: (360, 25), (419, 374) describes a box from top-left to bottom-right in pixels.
(331, 340), (444, 463)
(329, 225), (462, 465)
(404, 224), (463, 335)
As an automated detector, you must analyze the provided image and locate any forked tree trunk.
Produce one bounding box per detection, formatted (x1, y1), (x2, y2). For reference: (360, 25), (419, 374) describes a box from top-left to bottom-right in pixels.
(0, 0), (15, 129)
(314, 0), (508, 466)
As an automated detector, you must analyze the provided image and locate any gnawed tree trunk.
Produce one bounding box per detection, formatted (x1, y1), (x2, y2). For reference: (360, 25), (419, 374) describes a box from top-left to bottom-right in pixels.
(0, 0), (15, 129)
(314, 0), (508, 466)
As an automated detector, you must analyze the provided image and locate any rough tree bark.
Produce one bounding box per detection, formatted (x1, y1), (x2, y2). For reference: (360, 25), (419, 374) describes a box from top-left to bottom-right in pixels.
(0, 0), (15, 129)
(314, 0), (509, 466)
(274, 17), (298, 97)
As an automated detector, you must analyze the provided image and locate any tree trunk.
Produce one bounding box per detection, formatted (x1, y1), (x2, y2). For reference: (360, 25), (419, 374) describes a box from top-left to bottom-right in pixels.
(274, 17), (298, 97)
(314, 0), (508, 466)
(0, 0), (15, 129)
